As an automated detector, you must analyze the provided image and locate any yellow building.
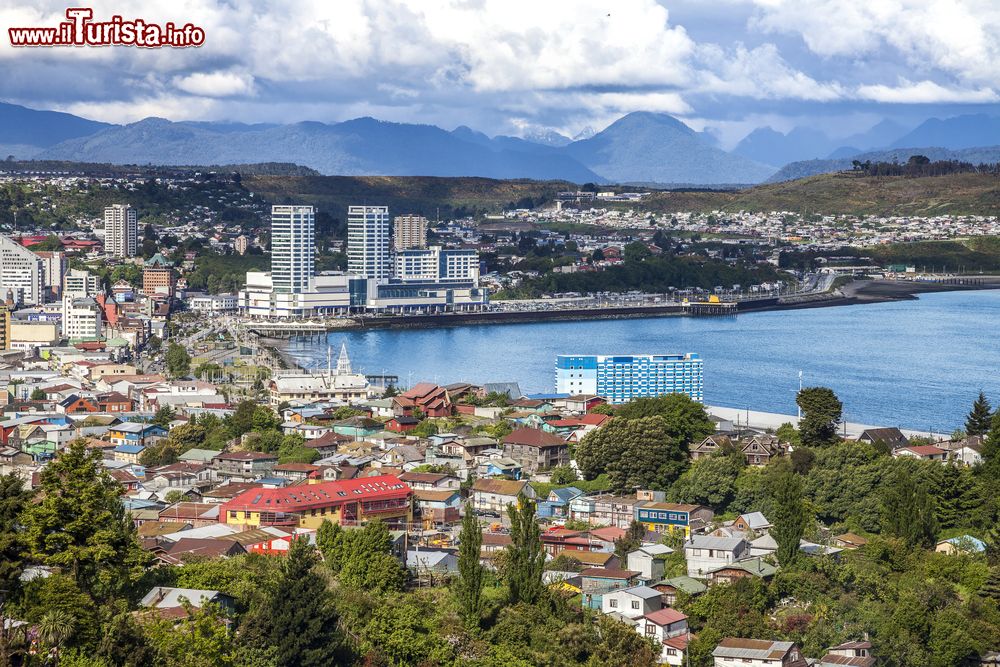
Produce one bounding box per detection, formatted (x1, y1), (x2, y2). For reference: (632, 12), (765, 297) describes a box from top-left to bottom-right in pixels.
(221, 474), (413, 530)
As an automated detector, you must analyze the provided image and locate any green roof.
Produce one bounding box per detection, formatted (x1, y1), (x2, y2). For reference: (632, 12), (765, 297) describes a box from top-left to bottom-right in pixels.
(145, 253), (174, 268)
(655, 575), (707, 595)
(106, 337), (129, 347)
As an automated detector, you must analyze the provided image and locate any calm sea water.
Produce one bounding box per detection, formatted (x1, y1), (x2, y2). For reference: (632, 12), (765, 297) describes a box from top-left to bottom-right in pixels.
(285, 290), (1000, 432)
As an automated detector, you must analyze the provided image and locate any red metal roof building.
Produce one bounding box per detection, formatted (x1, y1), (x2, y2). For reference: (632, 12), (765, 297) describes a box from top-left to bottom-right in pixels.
(219, 474), (413, 530)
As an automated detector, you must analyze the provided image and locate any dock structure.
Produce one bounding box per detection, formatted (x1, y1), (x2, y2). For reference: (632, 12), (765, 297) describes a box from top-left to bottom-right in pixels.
(243, 321), (338, 338)
(681, 299), (738, 316)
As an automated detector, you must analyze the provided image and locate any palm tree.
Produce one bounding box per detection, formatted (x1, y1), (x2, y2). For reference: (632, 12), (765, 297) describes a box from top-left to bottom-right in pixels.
(37, 610), (74, 666)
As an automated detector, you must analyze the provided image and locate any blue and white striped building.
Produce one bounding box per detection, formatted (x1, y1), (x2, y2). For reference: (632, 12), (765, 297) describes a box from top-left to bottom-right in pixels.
(555, 353), (704, 404)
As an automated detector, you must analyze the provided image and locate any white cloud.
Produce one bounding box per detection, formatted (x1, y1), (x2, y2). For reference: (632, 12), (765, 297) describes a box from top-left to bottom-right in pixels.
(4, 0), (995, 133)
(856, 80), (999, 104)
(172, 70), (255, 97)
(747, 0), (1000, 86)
(695, 43), (844, 101)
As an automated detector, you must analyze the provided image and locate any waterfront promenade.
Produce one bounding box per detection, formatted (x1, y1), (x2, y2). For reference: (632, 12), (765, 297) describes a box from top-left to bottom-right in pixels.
(707, 405), (938, 440)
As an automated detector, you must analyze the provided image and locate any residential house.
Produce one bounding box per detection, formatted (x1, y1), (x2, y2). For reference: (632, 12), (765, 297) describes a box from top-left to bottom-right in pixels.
(272, 462), (320, 483)
(732, 512), (771, 533)
(537, 486), (584, 519)
(638, 607), (690, 666)
(707, 557), (778, 584)
(634, 501), (714, 537)
(580, 567), (640, 610)
(858, 427), (909, 449)
(740, 435), (785, 466)
(651, 576), (707, 606)
(112, 444), (145, 464)
(818, 641), (875, 667)
(406, 549), (459, 576)
(395, 383), (453, 417)
(626, 544), (675, 581)
(212, 451), (279, 482)
(139, 587), (235, 614)
(936, 536), (987, 555)
(570, 494), (640, 530)
(602, 585), (663, 619)
(158, 503), (220, 528)
(502, 427), (569, 475)
(685, 535), (750, 579)
(470, 478), (536, 515)
(108, 422), (167, 449)
(833, 533), (868, 550)
(413, 488), (462, 527)
(690, 435), (733, 460)
(712, 639), (807, 667)
(398, 471), (461, 491)
(893, 445), (949, 462)
(387, 416), (420, 433)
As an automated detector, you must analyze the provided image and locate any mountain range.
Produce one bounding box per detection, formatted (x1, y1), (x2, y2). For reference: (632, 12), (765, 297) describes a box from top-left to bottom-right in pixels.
(3, 100), (1000, 186)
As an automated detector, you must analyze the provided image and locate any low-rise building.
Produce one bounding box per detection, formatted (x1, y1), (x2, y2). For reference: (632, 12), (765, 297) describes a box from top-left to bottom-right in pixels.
(502, 427), (569, 475)
(470, 478), (535, 515)
(685, 535), (750, 579)
(712, 638), (807, 667)
(219, 474), (412, 530)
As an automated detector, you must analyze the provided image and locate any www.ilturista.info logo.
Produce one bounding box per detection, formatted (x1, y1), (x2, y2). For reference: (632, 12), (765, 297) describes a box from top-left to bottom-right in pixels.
(8, 7), (205, 48)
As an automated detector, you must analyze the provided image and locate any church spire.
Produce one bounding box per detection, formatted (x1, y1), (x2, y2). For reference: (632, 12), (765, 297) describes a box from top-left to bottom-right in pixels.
(336, 341), (352, 375)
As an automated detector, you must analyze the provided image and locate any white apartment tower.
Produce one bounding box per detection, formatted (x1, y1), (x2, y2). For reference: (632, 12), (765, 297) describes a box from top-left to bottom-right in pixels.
(104, 204), (138, 257)
(63, 268), (100, 299)
(270, 205), (315, 293)
(393, 215), (428, 251)
(348, 206), (391, 281)
(0, 235), (44, 306)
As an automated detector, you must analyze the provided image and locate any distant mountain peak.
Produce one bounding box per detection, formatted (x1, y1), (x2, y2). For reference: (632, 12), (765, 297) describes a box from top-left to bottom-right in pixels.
(572, 125), (596, 141)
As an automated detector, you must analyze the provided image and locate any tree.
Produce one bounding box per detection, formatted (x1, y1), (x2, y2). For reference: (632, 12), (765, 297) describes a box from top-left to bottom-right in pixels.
(623, 241), (652, 262)
(966, 391), (993, 436)
(550, 465), (578, 485)
(248, 536), (345, 667)
(152, 405), (175, 427)
(613, 520), (646, 561)
(338, 521), (407, 594)
(382, 384), (399, 398)
(20, 440), (151, 600)
(144, 603), (240, 667)
(505, 494), (545, 605)
(769, 468), (809, 566)
(0, 474), (29, 595)
(589, 616), (659, 667)
(315, 519), (342, 571)
(880, 467), (938, 548)
(613, 393), (714, 445)
(668, 454), (743, 510)
(30, 387), (46, 401)
(165, 342), (191, 378)
(38, 609), (75, 667)
(575, 415), (689, 492)
(455, 505), (485, 627)
(796, 387), (843, 447)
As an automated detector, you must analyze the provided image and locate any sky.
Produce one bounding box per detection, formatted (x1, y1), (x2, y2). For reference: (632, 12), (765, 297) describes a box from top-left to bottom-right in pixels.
(2, 0), (1000, 147)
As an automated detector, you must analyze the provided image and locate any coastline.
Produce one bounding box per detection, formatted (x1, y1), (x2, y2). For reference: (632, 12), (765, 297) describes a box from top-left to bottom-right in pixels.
(266, 278), (1000, 373)
(276, 277), (1000, 333)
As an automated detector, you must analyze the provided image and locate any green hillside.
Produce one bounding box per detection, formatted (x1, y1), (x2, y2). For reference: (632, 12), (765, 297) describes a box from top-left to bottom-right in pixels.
(242, 175), (575, 220)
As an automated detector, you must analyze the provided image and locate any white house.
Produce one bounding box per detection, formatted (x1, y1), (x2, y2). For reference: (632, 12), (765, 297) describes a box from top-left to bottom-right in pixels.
(626, 544), (674, 581)
(602, 585), (663, 619)
(637, 607), (690, 666)
(712, 638), (807, 667)
(685, 535), (749, 579)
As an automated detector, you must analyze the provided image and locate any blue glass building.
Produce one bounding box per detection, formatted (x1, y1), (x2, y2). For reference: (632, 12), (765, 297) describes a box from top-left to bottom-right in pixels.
(555, 353), (703, 404)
